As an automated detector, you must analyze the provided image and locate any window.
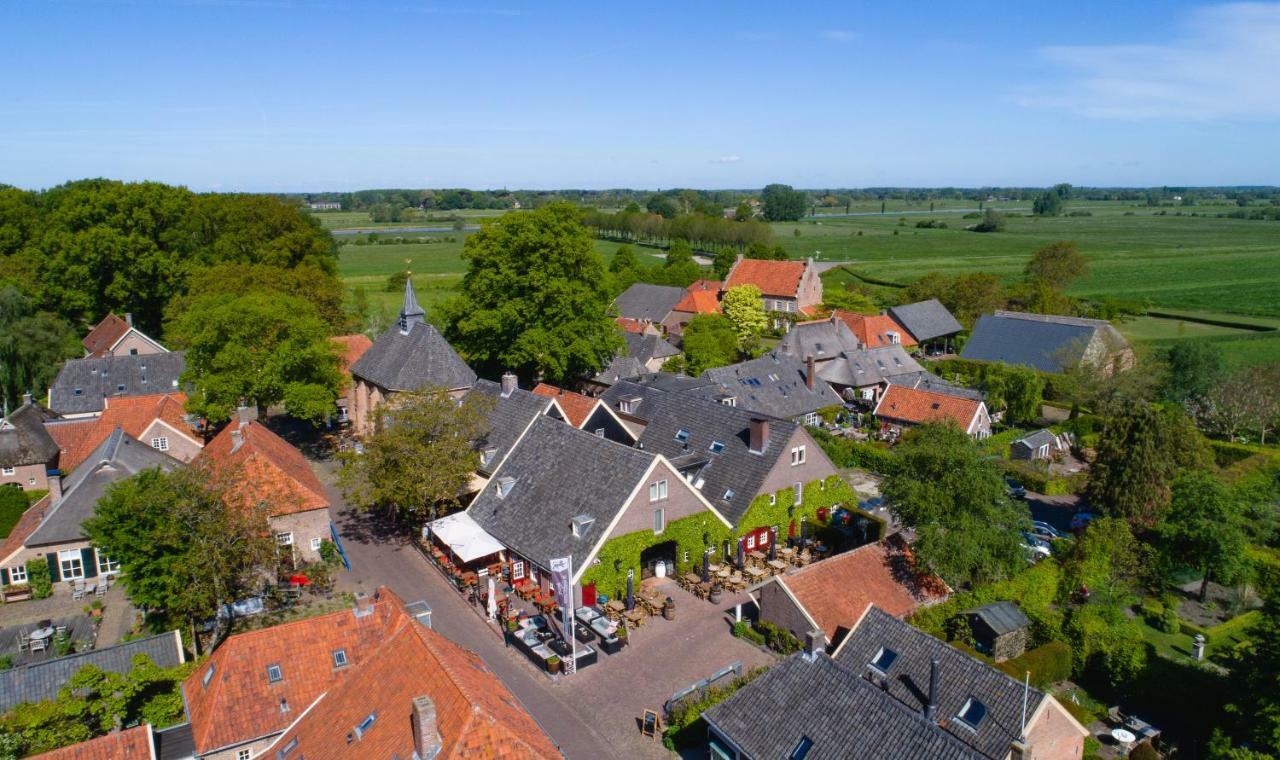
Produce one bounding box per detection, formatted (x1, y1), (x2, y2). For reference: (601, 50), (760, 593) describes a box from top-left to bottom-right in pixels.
(794, 482), (803, 505)
(769, 493), (776, 506)
(803, 412), (819, 426)
(649, 479), (668, 502)
(955, 698), (988, 730)
(708, 440), (725, 454)
(95, 550), (119, 575)
(869, 646), (898, 673)
(355, 712), (377, 738)
(594, 428), (605, 437)
(746, 535), (755, 550)
(277, 736), (297, 757)
(9, 565), (26, 584)
(674, 429), (690, 443)
(790, 446), (806, 466)
(276, 532), (293, 546)
(151, 436), (169, 451)
(267, 664), (283, 683)
(790, 736), (815, 760)
(653, 508), (665, 534)
(307, 537), (322, 552)
(238, 749), (251, 760)
(759, 530), (769, 546)
(332, 649), (348, 667)
(723, 488), (735, 501)
(0, 467), (12, 476)
(512, 561), (525, 581)
(58, 549), (84, 580)
(202, 665), (216, 687)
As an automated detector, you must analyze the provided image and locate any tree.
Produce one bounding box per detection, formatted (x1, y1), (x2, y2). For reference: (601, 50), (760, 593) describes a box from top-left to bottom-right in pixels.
(734, 201), (753, 221)
(761, 184), (807, 222)
(972, 208), (1006, 233)
(713, 247), (737, 280)
(1163, 340), (1224, 407)
(1239, 363), (1280, 444)
(609, 244), (640, 275)
(666, 238), (694, 267)
(337, 388), (491, 525)
(441, 203), (623, 383)
(1218, 598), (1280, 756)
(84, 465), (276, 636)
(882, 424), (1028, 587)
(1060, 517), (1148, 606)
(1032, 190), (1064, 217)
(721, 284), (767, 351)
(979, 364), (1044, 425)
(1024, 241), (1087, 290)
(645, 194), (680, 219)
(168, 291), (342, 425)
(166, 262), (351, 334)
(1159, 471), (1248, 601)
(0, 285), (80, 410)
(679, 314), (740, 375)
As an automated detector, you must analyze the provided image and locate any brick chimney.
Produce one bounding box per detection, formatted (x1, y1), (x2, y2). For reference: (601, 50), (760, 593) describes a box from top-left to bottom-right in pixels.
(805, 355), (816, 390)
(236, 404), (258, 427)
(20, 392), (31, 407)
(47, 473), (62, 505)
(124, 313), (133, 327)
(804, 630), (826, 660)
(354, 591), (373, 618)
(411, 695), (443, 759)
(500, 372), (518, 398)
(748, 418), (769, 454)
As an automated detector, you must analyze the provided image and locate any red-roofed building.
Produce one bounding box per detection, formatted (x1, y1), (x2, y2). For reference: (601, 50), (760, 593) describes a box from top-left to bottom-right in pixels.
(873, 384), (991, 439)
(185, 588), (558, 760)
(331, 334), (374, 425)
(45, 393), (201, 472)
(754, 536), (949, 651)
(723, 256), (822, 326)
(29, 724), (155, 760)
(664, 279), (722, 336)
(835, 311), (918, 349)
(532, 383), (635, 444)
(197, 410), (331, 563)
(82, 313), (167, 359)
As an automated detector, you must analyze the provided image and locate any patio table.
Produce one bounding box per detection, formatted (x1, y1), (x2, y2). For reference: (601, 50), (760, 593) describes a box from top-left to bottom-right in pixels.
(681, 573), (700, 588)
(604, 600), (625, 620)
(716, 569), (730, 579)
(29, 626), (55, 642)
(768, 559), (787, 573)
(748, 550), (766, 564)
(746, 566), (765, 579)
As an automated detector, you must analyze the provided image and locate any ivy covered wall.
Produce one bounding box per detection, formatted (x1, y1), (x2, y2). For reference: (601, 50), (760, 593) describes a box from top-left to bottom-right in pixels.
(580, 475), (870, 599)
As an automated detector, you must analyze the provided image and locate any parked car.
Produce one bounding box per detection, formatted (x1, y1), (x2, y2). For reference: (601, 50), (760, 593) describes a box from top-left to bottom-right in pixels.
(1070, 512), (1100, 531)
(1020, 532), (1052, 561)
(1005, 478), (1027, 499)
(1031, 520), (1067, 540)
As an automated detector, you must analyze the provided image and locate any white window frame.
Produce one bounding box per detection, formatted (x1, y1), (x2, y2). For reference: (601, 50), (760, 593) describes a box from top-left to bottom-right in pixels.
(151, 436), (169, 451)
(653, 508), (665, 535)
(791, 445), (806, 466)
(238, 750), (251, 760)
(649, 479), (668, 502)
(803, 412), (819, 426)
(794, 482), (803, 505)
(310, 537), (323, 551)
(9, 564), (27, 584)
(512, 560), (525, 581)
(1, 467), (12, 476)
(276, 532), (294, 546)
(95, 549), (119, 575)
(58, 549), (84, 580)
(746, 535), (755, 550)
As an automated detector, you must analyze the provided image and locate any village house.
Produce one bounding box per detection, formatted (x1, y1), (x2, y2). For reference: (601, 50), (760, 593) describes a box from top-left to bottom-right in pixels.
(28, 724), (157, 760)
(347, 278), (476, 436)
(776, 315), (862, 365)
(532, 382), (634, 444)
(664, 278), (722, 336)
(1010, 429), (1064, 461)
(623, 330), (681, 372)
(615, 316), (659, 336)
(44, 392), (201, 472)
(47, 351), (186, 418)
(0, 398), (60, 492)
(961, 311), (1134, 375)
(835, 310), (918, 349)
(613, 282), (686, 331)
(722, 256), (823, 327)
(887, 298), (965, 352)
(700, 351), (842, 425)
(753, 536), (948, 652)
(331, 333), (373, 426)
(873, 384), (992, 439)
(817, 344), (925, 404)
(583, 354), (647, 395)
(704, 606), (1088, 760)
(81, 312), (168, 359)
(465, 375), (559, 493)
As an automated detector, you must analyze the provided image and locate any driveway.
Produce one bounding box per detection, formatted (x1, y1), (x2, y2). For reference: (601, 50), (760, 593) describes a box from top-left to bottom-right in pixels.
(1025, 492), (1083, 533)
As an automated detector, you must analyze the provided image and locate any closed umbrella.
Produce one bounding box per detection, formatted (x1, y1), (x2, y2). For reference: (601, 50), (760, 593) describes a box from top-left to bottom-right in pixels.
(625, 571), (635, 611)
(701, 551), (710, 583)
(736, 537), (745, 569)
(487, 576), (497, 621)
(769, 528), (778, 562)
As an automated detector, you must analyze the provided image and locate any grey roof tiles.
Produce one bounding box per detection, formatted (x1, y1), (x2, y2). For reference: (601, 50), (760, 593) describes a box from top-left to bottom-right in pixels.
(613, 283), (686, 323)
(888, 299), (964, 342)
(623, 332), (681, 365)
(817, 345), (924, 389)
(467, 379), (553, 476)
(350, 322), (476, 392)
(777, 317), (862, 360)
(48, 351), (187, 416)
(0, 631), (184, 711)
(701, 352), (842, 420)
(967, 601), (1032, 636)
(961, 311), (1130, 373)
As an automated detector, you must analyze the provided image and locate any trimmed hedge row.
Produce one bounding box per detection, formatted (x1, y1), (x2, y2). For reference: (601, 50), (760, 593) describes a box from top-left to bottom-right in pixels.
(810, 428), (898, 474)
(1178, 610), (1262, 647)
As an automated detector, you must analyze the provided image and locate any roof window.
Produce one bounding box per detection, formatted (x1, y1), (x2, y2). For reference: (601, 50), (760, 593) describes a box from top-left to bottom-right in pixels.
(708, 441), (725, 454)
(723, 488), (735, 501)
(955, 698), (988, 730)
(869, 646), (897, 673)
(496, 477), (515, 499)
(74, 388), (83, 396)
(354, 711), (377, 739)
(931, 402), (941, 410)
(790, 736), (815, 760)
(277, 737), (298, 758)
(571, 514), (595, 538)
(332, 649), (348, 667)
(674, 429), (690, 443)
(202, 665), (215, 687)
(267, 664), (283, 683)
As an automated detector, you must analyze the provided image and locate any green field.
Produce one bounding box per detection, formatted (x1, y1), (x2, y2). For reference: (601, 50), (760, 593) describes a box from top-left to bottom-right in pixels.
(312, 208), (504, 231)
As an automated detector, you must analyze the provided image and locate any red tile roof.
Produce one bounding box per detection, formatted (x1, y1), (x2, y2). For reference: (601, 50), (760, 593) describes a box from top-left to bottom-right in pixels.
(615, 317), (649, 334)
(532, 383), (598, 428)
(269, 591), (560, 760)
(331, 335), (374, 392)
(197, 419), (327, 517)
(29, 724), (153, 760)
(874, 384), (983, 430)
(725, 259), (808, 298)
(835, 311), (918, 348)
(779, 536), (948, 646)
(0, 493), (51, 566)
(673, 280), (722, 314)
(49, 393), (197, 472)
(81, 314), (132, 358)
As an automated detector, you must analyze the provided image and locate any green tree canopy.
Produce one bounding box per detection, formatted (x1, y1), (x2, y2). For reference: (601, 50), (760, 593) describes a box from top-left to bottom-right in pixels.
(166, 261), (350, 334)
(0, 285), (80, 409)
(1159, 471), (1249, 600)
(677, 314), (740, 375)
(645, 194), (680, 219)
(761, 184), (808, 222)
(1032, 190), (1064, 217)
(1163, 340), (1225, 407)
(904, 271), (1008, 327)
(721, 284), (768, 351)
(1060, 517), (1149, 606)
(1024, 241), (1088, 290)
(882, 424), (1028, 587)
(441, 202), (623, 383)
(168, 291), (342, 425)
(713, 247), (737, 280)
(337, 387), (491, 525)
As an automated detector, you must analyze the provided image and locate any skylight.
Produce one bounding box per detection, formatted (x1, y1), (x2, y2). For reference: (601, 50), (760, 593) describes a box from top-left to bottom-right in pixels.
(955, 698), (987, 730)
(267, 664), (283, 683)
(790, 736), (815, 760)
(708, 441), (725, 454)
(332, 649), (348, 667)
(869, 646), (897, 673)
(202, 665), (215, 687)
(723, 488), (735, 501)
(674, 429), (690, 443)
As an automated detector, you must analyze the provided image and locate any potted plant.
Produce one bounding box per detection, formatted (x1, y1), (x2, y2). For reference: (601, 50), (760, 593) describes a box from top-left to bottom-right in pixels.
(615, 623), (628, 645)
(88, 599), (104, 618)
(545, 655), (562, 674)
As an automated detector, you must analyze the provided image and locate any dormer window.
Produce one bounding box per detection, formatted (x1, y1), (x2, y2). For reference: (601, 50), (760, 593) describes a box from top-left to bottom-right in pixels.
(956, 698), (987, 730)
(869, 646), (897, 674)
(571, 514), (595, 538)
(479, 446), (498, 467)
(496, 477), (515, 499)
(267, 664), (283, 683)
(674, 429), (690, 443)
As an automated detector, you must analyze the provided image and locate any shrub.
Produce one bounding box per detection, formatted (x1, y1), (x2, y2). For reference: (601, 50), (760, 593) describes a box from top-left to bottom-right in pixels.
(732, 620), (766, 646)
(757, 621), (802, 654)
(663, 668), (766, 749)
(995, 640), (1073, 689)
(1160, 606), (1181, 634)
(384, 271), (408, 292)
(1130, 742), (1158, 760)
(0, 487), (28, 538)
(26, 560), (51, 599)
(810, 428), (897, 474)
(318, 539), (342, 566)
(0, 654), (11, 671)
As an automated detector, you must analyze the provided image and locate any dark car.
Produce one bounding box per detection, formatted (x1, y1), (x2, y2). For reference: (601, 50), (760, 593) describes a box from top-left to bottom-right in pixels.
(1005, 478), (1027, 499)
(1070, 512), (1100, 531)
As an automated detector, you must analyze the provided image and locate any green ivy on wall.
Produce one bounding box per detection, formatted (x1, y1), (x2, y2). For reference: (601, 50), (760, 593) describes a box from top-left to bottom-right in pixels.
(580, 475), (871, 599)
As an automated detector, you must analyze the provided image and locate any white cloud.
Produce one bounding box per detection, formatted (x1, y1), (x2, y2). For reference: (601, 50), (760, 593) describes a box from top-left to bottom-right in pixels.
(1024, 3), (1280, 120)
(710, 155), (742, 164)
(821, 29), (857, 42)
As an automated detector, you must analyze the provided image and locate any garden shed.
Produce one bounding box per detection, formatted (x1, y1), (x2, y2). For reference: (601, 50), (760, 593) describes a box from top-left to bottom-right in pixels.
(966, 601), (1031, 662)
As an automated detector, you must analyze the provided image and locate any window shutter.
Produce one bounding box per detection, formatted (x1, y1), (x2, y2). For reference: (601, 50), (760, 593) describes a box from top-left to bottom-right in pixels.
(82, 548), (99, 578)
(1, 568), (8, 586)
(47, 554), (60, 583)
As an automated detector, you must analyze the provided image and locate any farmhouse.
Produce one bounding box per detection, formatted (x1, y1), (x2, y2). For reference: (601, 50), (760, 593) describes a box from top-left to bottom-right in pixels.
(836, 310), (918, 349)
(887, 298), (964, 351)
(723, 256), (823, 324)
(665, 279), (722, 336)
(44, 392), (201, 472)
(613, 282), (686, 327)
(81, 312), (167, 359)
(47, 351), (186, 418)
(0, 399), (60, 492)
(873, 384), (992, 439)
(962, 311), (1134, 375)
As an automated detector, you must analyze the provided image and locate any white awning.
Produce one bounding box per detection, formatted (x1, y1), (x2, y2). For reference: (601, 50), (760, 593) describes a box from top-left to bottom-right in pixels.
(426, 512), (505, 564)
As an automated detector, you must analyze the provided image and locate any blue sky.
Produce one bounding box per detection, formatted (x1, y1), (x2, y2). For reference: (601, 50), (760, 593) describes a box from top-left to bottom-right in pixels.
(3, 1), (1278, 191)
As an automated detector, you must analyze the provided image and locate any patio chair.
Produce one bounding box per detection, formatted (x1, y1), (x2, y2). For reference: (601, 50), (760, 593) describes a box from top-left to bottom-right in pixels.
(28, 637), (46, 653)
(95, 584), (106, 598)
(17, 632), (29, 652)
(55, 625), (68, 637)
(72, 582), (85, 601)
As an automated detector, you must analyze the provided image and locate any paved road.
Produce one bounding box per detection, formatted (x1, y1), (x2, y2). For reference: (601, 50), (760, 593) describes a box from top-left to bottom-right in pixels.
(320, 470), (615, 759)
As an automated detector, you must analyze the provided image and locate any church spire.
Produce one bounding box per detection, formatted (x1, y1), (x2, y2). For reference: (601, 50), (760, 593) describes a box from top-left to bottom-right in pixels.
(399, 265), (425, 334)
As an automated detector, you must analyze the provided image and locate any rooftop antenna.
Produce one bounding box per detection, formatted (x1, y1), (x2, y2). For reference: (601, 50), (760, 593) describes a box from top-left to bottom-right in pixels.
(1019, 670), (1030, 741)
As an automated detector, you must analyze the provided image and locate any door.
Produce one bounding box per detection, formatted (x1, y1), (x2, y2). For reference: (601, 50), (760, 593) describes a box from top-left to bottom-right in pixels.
(639, 541), (677, 579)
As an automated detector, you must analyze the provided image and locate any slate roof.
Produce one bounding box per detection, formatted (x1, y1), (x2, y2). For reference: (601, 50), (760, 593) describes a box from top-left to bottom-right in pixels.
(49, 393), (196, 472)
(837, 311), (919, 348)
(701, 351), (842, 420)
(633, 393), (809, 526)
(817, 345), (924, 389)
(26, 430), (181, 547)
(350, 323), (476, 392)
(0, 402), (60, 467)
(598, 373), (717, 421)
(834, 606), (1047, 759)
(1013, 429), (1057, 451)
(468, 416), (661, 571)
(873, 385), (984, 432)
(968, 601), (1031, 636)
(889, 371), (985, 401)
(703, 653), (981, 760)
(777, 316), (862, 361)
(888, 299), (964, 342)
(624, 331), (681, 365)
(48, 351), (186, 416)
(613, 283), (686, 323)
(198, 419), (329, 517)
(961, 311), (1130, 373)
(267, 589), (560, 760)
(29, 724), (154, 760)
(592, 355), (647, 386)
(153, 723), (195, 760)
(0, 631), (184, 712)
(725, 257), (808, 298)
(532, 382), (597, 428)
(468, 379), (553, 476)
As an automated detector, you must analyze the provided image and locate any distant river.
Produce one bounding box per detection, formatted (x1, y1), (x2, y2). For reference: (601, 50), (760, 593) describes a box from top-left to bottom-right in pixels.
(330, 225), (480, 236)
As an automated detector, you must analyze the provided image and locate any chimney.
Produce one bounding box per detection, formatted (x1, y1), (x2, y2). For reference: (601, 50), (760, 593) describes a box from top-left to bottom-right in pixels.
(925, 659), (940, 721)
(124, 313), (133, 327)
(804, 630), (826, 659)
(748, 418), (769, 454)
(229, 428), (244, 454)
(500, 372), (518, 398)
(47, 473), (62, 505)
(1009, 740), (1028, 760)
(411, 695), (443, 759)
(805, 356), (816, 390)
(21, 392), (31, 407)
(236, 404), (258, 428)
(354, 591), (373, 617)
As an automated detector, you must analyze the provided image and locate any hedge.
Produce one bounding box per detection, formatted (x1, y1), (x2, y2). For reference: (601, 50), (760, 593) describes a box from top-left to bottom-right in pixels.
(1210, 439), (1280, 469)
(580, 475), (860, 599)
(1001, 460), (1087, 496)
(1178, 610), (1262, 647)
(995, 640), (1073, 689)
(810, 428), (897, 474)
(977, 427), (1028, 457)
(911, 560), (1064, 646)
(663, 668), (767, 750)
(0, 488), (28, 539)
